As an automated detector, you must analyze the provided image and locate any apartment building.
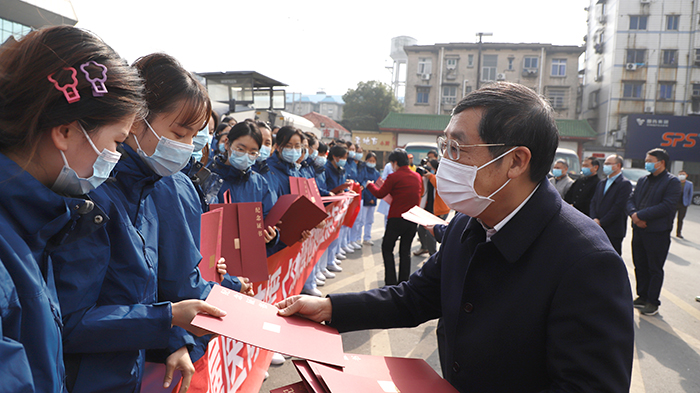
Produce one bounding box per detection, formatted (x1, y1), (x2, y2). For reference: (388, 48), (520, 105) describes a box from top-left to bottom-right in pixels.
(581, 0), (700, 147)
(403, 42), (584, 119)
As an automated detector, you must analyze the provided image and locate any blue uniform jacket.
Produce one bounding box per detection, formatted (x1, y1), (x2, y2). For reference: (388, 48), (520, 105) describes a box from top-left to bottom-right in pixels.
(590, 175), (633, 239)
(0, 153), (107, 393)
(52, 144), (173, 393)
(344, 158), (359, 181)
(300, 158), (315, 179)
(266, 152), (301, 196)
(328, 180), (633, 392)
(626, 170), (681, 232)
(210, 159), (278, 218)
(359, 165), (380, 206)
(324, 160), (346, 193)
(314, 163), (330, 196)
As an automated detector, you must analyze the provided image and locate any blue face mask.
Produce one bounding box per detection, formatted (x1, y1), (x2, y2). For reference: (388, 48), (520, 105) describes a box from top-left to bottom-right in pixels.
(281, 147), (303, 164)
(256, 145), (271, 162)
(191, 150), (203, 161)
(192, 125), (209, 153)
(603, 165), (613, 176)
(645, 162), (657, 172)
(338, 158), (347, 168)
(52, 124), (121, 196)
(581, 167), (592, 176)
(310, 150), (318, 160)
(348, 151), (356, 160)
(134, 119), (194, 177)
(552, 168), (563, 178)
(366, 162), (376, 169)
(301, 149), (309, 162)
(228, 149), (255, 171)
(314, 156), (327, 167)
(218, 143), (227, 154)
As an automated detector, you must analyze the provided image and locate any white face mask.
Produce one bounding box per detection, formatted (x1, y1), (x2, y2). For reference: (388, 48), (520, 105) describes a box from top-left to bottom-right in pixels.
(52, 124), (121, 196)
(679, 174), (687, 181)
(133, 119), (194, 177)
(436, 147), (517, 217)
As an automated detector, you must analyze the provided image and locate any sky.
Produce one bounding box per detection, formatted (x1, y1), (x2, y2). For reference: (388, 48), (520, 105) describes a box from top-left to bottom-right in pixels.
(70, 0), (591, 97)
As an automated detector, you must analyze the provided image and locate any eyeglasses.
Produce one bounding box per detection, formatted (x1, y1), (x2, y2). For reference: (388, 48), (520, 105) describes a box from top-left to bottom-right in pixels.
(436, 136), (505, 161)
(231, 146), (259, 160)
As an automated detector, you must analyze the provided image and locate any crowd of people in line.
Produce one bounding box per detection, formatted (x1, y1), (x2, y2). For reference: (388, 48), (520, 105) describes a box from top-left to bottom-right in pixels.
(0, 25), (696, 393)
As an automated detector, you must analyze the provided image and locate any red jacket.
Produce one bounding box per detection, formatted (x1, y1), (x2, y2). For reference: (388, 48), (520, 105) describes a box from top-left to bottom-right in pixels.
(368, 166), (421, 219)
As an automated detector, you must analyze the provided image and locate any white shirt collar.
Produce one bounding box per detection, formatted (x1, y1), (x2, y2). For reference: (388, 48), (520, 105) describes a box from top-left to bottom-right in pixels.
(478, 184), (540, 242)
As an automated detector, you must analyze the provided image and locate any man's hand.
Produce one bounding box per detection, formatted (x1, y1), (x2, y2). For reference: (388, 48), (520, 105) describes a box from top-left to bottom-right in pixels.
(164, 346), (195, 392)
(171, 300), (226, 337)
(593, 218), (601, 226)
(631, 213), (648, 228)
(423, 224), (435, 237)
(238, 276), (254, 297)
(275, 295), (332, 323)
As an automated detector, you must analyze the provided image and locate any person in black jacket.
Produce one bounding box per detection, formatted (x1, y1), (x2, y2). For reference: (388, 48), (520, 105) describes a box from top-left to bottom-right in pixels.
(627, 148), (681, 316)
(564, 156), (600, 216)
(589, 154), (633, 255)
(277, 82), (633, 393)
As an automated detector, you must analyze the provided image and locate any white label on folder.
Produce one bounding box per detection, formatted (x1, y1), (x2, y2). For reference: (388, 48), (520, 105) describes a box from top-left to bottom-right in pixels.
(263, 322), (281, 333)
(377, 381), (399, 392)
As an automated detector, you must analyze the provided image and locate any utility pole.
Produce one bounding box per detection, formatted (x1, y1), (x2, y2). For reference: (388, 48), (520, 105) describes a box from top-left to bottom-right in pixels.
(475, 32), (493, 90)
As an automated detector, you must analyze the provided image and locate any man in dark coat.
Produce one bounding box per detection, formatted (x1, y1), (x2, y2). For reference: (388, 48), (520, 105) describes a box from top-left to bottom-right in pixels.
(590, 154), (633, 255)
(627, 148), (681, 316)
(276, 82), (634, 393)
(565, 156), (601, 216)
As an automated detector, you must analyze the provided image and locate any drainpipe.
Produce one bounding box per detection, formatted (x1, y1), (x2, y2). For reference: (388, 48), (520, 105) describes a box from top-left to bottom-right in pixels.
(437, 46), (444, 115)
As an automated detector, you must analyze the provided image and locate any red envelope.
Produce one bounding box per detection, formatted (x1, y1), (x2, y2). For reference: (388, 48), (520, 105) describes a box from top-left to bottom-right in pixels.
(191, 285), (346, 368)
(264, 194), (328, 245)
(270, 381), (311, 393)
(373, 178), (393, 204)
(305, 354), (459, 393)
(209, 201), (269, 282)
(199, 208), (224, 283)
(342, 183), (362, 227)
(290, 177), (324, 210)
(293, 359), (330, 393)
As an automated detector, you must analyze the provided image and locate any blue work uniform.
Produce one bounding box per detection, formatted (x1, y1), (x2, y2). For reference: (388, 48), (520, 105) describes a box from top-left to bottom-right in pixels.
(314, 162), (330, 196)
(210, 158), (278, 217)
(324, 160), (347, 193)
(360, 165), (381, 206)
(299, 157), (315, 179)
(344, 157), (359, 181)
(266, 152), (302, 196)
(0, 153), (106, 393)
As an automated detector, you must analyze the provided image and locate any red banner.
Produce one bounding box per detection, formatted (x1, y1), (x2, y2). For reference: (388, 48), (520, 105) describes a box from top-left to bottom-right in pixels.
(142, 197), (352, 393)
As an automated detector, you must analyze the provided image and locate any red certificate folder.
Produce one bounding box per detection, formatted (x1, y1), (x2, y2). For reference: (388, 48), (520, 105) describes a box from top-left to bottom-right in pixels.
(293, 359), (330, 393)
(191, 285), (345, 368)
(208, 200), (268, 282)
(264, 194), (328, 245)
(271, 382), (310, 393)
(199, 208), (224, 283)
(374, 178), (393, 204)
(342, 183), (362, 227)
(302, 354), (459, 393)
(329, 183), (349, 195)
(290, 177), (324, 210)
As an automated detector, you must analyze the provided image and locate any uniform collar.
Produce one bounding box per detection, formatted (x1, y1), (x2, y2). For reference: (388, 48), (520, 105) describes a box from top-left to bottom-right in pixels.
(212, 159), (252, 181)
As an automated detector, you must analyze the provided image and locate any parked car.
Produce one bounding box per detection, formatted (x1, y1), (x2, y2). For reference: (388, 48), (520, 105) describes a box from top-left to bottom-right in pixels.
(404, 141), (438, 165)
(551, 148), (581, 179)
(621, 168), (649, 189)
(693, 191), (700, 205)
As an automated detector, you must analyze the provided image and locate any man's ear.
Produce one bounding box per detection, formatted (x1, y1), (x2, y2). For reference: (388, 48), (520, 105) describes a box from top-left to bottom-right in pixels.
(50, 123), (75, 152)
(507, 146), (532, 179)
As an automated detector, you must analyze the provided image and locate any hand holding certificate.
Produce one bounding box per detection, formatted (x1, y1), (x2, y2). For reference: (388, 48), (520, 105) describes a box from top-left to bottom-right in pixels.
(401, 205), (448, 226)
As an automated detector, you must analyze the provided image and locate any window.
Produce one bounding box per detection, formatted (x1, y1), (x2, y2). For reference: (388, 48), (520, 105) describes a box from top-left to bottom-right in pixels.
(442, 86), (457, 105)
(0, 17), (32, 44)
(623, 82), (644, 98)
(547, 87), (568, 109)
(596, 61), (604, 81)
(693, 83), (700, 96)
(695, 49), (700, 65)
(658, 83), (674, 100)
(667, 15), (680, 30)
(662, 50), (677, 66)
(588, 90), (600, 109)
(467, 54), (474, 67)
(507, 57), (515, 71)
(416, 87), (430, 104)
(629, 15), (648, 30)
(524, 56), (539, 69)
(417, 58), (432, 75)
(445, 58), (458, 69)
(551, 59), (567, 77)
(464, 85), (472, 95)
(626, 49), (646, 64)
(482, 55), (498, 81)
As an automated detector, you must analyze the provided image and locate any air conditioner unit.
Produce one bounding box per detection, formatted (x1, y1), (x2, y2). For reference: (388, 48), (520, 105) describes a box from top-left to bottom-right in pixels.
(446, 64), (456, 70)
(644, 106), (654, 113)
(496, 73), (506, 81)
(421, 73), (431, 81)
(594, 75), (603, 82)
(640, 0), (650, 3)
(626, 63), (638, 71)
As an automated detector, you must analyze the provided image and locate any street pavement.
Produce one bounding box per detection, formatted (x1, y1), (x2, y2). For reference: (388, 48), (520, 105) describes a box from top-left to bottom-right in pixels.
(261, 206), (700, 393)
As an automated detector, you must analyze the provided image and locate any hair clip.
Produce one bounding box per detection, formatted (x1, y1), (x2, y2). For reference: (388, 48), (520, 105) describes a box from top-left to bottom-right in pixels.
(47, 67), (80, 104)
(80, 61), (108, 97)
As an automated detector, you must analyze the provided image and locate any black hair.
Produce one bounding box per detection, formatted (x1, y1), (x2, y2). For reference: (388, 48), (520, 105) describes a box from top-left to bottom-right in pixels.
(647, 148), (670, 168)
(365, 151), (377, 161)
(585, 156), (600, 169)
(222, 116), (233, 123)
(214, 122), (230, 136)
(317, 142), (328, 155)
(304, 132), (318, 147)
(330, 145), (347, 158)
(388, 148), (409, 167)
(428, 150), (439, 158)
(210, 110), (220, 131)
(275, 126), (304, 149)
(429, 159), (439, 171)
(452, 82), (559, 182)
(225, 121), (262, 149)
